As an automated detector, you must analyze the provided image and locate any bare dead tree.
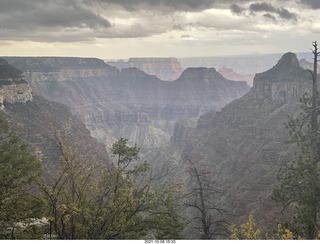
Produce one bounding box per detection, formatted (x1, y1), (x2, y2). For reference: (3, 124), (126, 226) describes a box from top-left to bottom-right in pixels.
(182, 154), (229, 239)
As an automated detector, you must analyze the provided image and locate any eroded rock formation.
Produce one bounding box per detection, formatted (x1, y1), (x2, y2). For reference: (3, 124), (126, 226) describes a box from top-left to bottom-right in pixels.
(0, 58), (108, 171)
(0, 59), (33, 108)
(107, 57), (184, 81)
(5, 57), (250, 152)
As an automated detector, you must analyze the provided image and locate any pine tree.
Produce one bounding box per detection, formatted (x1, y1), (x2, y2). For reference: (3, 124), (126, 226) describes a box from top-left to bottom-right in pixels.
(0, 114), (42, 239)
(272, 41), (320, 239)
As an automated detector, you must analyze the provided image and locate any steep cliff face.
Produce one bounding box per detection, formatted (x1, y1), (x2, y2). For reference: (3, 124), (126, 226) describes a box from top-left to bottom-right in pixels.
(5, 57), (250, 152)
(0, 59), (33, 108)
(0, 58), (108, 171)
(107, 57), (184, 81)
(152, 53), (312, 235)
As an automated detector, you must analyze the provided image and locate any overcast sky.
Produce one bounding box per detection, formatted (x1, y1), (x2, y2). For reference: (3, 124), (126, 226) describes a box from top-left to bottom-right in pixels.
(1, 0), (320, 59)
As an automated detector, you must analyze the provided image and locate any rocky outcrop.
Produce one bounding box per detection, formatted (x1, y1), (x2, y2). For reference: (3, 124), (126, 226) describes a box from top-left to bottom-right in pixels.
(107, 57), (184, 81)
(0, 59), (33, 108)
(150, 53), (312, 236)
(0, 58), (108, 171)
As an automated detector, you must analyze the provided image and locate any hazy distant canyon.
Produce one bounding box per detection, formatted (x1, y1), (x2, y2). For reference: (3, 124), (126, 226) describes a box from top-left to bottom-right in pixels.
(4, 56), (249, 152)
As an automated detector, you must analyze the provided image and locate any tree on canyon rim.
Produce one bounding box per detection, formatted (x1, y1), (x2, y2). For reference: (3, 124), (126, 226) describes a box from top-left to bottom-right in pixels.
(40, 131), (184, 240)
(0, 114), (42, 239)
(273, 41), (320, 239)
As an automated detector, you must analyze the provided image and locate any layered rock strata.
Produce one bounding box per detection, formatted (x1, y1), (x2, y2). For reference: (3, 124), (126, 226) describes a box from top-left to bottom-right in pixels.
(0, 59), (33, 108)
(107, 57), (184, 81)
(0, 58), (108, 171)
(5, 57), (250, 152)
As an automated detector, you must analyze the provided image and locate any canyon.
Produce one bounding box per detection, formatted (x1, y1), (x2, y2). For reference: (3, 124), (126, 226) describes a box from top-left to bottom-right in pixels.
(4, 57), (250, 152)
(1, 52), (314, 238)
(148, 52), (313, 237)
(0, 58), (108, 172)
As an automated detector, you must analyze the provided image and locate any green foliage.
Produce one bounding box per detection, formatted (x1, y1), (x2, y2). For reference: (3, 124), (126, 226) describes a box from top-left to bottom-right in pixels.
(230, 215), (261, 240)
(230, 215), (306, 240)
(151, 193), (185, 240)
(39, 127), (101, 239)
(40, 133), (184, 239)
(0, 114), (42, 239)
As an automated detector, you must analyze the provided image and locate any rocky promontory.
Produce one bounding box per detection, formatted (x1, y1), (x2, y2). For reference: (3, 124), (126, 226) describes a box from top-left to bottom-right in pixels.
(0, 58), (108, 169)
(0, 59), (33, 108)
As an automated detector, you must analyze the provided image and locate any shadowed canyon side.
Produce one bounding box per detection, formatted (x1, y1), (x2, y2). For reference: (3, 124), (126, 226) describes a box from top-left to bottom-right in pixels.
(0, 59), (108, 171)
(147, 52), (313, 236)
(4, 57), (250, 152)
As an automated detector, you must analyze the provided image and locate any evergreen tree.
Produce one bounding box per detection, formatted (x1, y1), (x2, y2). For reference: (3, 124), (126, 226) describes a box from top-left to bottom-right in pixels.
(272, 41), (320, 239)
(41, 134), (184, 239)
(0, 114), (42, 239)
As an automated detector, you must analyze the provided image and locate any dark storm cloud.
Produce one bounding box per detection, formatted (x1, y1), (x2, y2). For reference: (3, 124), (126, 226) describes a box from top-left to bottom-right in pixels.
(250, 2), (276, 12)
(299, 0), (320, 9)
(249, 2), (297, 21)
(263, 13), (277, 21)
(0, 0), (37, 13)
(0, 0), (111, 31)
(230, 3), (245, 15)
(0, 0), (307, 44)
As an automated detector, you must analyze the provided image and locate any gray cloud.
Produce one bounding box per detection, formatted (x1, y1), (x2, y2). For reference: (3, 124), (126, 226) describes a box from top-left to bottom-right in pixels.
(0, 0), (111, 31)
(89, 0), (217, 12)
(250, 2), (277, 12)
(263, 13), (277, 21)
(0, 0), (307, 44)
(299, 0), (320, 9)
(249, 2), (297, 21)
(0, 0), (113, 43)
(0, 0), (37, 14)
(230, 3), (245, 15)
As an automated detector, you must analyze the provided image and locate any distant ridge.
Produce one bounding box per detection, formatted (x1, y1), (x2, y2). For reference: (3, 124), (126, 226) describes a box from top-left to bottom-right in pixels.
(106, 57), (184, 81)
(4, 56), (249, 152)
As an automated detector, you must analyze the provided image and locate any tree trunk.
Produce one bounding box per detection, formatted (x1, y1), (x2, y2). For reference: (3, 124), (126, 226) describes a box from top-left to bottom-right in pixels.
(308, 41), (319, 239)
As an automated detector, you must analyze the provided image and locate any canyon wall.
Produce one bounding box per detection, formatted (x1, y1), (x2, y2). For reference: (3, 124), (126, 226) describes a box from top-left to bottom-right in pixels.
(106, 57), (184, 81)
(0, 59), (33, 108)
(148, 53), (312, 237)
(0, 58), (108, 171)
(5, 57), (250, 152)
